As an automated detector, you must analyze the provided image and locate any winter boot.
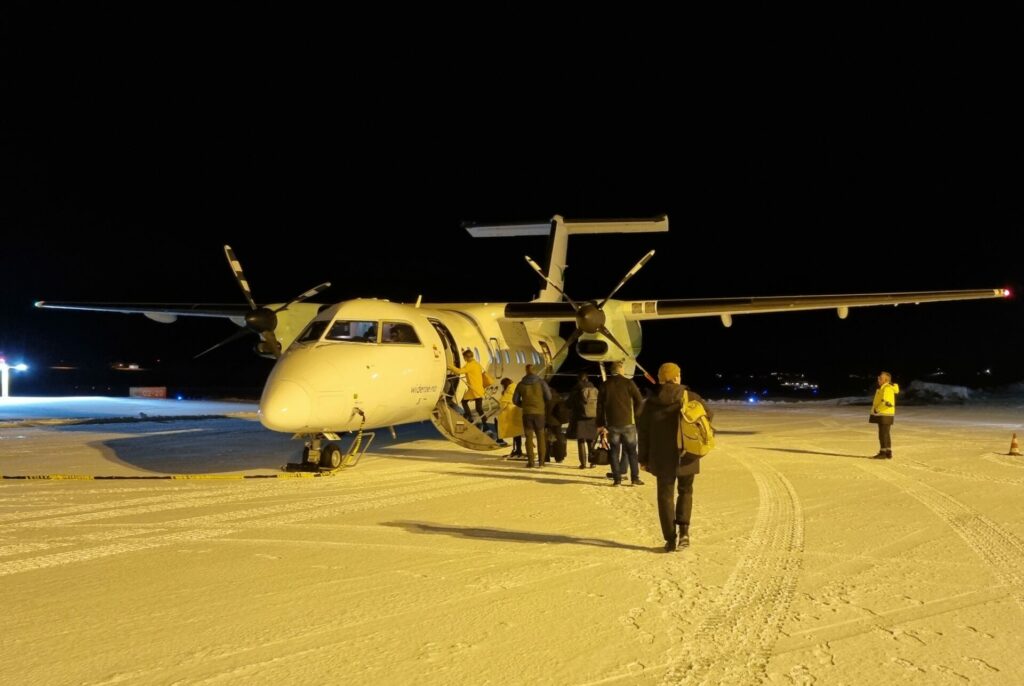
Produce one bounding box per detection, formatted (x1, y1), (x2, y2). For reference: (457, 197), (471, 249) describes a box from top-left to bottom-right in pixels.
(678, 523), (690, 548)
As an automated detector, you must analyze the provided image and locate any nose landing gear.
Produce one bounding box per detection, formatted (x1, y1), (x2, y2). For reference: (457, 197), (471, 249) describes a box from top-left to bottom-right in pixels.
(284, 430), (376, 473)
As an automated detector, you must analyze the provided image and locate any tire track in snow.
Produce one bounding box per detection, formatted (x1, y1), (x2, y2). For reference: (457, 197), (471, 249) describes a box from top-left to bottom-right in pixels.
(900, 457), (1024, 487)
(662, 456), (804, 685)
(0, 475), (505, 576)
(859, 462), (1024, 612)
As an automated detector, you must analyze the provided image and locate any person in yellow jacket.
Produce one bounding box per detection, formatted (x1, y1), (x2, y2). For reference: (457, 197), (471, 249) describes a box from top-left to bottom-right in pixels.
(869, 371), (900, 459)
(449, 349), (486, 423)
(497, 377), (524, 458)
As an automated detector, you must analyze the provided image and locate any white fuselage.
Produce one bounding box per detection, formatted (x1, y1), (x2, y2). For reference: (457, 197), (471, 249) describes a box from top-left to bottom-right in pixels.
(258, 299), (565, 434)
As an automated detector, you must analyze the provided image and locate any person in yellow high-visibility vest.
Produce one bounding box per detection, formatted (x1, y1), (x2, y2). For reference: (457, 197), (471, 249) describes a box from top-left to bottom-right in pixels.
(869, 371), (900, 459)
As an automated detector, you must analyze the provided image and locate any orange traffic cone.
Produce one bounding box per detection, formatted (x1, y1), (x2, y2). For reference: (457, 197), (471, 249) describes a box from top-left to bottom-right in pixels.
(1010, 433), (1021, 456)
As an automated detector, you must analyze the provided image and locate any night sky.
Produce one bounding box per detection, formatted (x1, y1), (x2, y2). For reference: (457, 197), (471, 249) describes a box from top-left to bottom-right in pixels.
(2, 20), (1021, 398)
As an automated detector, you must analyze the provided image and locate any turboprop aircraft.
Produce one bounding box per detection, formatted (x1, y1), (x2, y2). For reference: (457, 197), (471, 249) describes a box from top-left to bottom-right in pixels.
(36, 215), (1010, 470)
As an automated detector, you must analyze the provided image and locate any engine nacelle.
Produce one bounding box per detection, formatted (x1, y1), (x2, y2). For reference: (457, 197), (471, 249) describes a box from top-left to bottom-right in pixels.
(574, 320), (643, 375)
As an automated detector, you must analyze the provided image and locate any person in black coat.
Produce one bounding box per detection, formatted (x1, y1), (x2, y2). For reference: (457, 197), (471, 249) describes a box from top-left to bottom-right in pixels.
(567, 371), (599, 468)
(638, 362), (713, 552)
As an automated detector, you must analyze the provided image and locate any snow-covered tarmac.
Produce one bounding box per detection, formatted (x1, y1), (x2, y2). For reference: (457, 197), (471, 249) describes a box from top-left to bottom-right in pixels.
(2, 398), (1023, 684)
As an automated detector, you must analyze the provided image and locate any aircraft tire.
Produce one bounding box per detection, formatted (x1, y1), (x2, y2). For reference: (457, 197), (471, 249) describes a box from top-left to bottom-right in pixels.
(322, 444), (343, 470)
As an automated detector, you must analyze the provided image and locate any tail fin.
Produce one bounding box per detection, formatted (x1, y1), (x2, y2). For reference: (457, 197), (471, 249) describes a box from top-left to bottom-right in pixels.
(464, 214), (669, 302)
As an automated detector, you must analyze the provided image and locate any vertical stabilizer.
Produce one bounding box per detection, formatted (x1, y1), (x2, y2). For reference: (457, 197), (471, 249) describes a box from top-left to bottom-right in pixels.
(463, 214), (668, 303)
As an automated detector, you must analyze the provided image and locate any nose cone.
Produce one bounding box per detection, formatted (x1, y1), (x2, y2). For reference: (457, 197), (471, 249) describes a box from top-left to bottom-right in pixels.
(259, 379), (312, 431)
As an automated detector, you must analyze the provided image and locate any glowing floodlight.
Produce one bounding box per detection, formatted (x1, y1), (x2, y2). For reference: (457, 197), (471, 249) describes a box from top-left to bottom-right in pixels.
(0, 358), (30, 399)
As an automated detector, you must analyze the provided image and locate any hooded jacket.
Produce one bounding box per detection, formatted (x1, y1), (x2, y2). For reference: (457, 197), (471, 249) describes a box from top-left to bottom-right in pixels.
(513, 373), (552, 415)
(638, 383), (711, 478)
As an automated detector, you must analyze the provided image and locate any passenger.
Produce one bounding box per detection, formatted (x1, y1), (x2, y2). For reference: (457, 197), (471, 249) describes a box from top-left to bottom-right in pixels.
(497, 377), (524, 458)
(596, 360), (645, 486)
(638, 362), (711, 552)
(448, 349), (485, 423)
(568, 371), (599, 469)
(545, 392), (572, 463)
(513, 364), (552, 468)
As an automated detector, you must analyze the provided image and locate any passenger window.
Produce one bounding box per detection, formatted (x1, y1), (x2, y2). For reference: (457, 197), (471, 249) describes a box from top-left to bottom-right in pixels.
(382, 322), (420, 344)
(325, 320), (378, 342)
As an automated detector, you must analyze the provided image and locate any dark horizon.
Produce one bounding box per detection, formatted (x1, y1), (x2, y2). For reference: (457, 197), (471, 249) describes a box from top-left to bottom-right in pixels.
(3, 31), (1022, 398)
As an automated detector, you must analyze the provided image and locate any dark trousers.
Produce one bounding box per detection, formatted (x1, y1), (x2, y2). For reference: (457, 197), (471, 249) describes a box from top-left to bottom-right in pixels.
(461, 397), (484, 422)
(608, 424), (639, 482)
(522, 414), (546, 465)
(656, 474), (695, 542)
(877, 423), (892, 452)
(577, 439), (593, 465)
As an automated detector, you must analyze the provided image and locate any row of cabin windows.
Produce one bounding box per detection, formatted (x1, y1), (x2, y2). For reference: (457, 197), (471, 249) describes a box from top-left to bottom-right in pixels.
(479, 348), (544, 366)
(297, 321), (544, 366)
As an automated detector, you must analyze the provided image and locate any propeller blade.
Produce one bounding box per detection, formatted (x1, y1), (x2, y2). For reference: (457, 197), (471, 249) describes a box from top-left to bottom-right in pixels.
(539, 328), (583, 374)
(195, 326), (251, 359)
(524, 256), (578, 308)
(223, 245), (258, 310)
(598, 250), (655, 309)
(273, 282), (331, 313)
(598, 325), (656, 384)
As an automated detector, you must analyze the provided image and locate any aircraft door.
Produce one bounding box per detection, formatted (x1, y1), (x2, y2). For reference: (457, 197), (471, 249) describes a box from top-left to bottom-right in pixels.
(428, 319), (460, 400)
(489, 337), (504, 377)
(538, 340), (554, 380)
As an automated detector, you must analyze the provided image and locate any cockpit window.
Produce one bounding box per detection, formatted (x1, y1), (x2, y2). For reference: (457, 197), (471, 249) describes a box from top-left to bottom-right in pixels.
(325, 320), (378, 342)
(382, 321), (420, 344)
(297, 320), (329, 343)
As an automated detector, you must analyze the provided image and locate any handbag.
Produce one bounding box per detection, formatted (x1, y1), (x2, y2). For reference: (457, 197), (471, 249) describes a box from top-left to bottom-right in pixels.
(590, 434), (610, 465)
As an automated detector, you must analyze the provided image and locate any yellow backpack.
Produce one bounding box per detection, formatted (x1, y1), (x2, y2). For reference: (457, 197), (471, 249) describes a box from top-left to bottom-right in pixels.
(677, 390), (715, 457)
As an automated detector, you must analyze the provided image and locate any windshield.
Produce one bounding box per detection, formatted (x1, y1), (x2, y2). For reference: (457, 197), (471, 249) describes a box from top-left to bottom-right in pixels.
(297, 320), (329, 343)
(325, 320), (378, 342)
(381, 321), (420, 344)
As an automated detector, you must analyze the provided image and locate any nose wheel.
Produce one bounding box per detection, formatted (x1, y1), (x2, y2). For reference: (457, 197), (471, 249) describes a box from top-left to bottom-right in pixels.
(287, 431), (375, 472)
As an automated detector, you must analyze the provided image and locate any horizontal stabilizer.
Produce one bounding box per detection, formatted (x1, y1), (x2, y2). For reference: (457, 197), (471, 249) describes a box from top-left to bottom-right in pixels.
(464, 214), (668, 238)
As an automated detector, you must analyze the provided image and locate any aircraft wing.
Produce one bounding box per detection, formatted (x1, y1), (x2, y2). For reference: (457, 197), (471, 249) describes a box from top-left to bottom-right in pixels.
(34, 301), (252, 324)
(502, 288), (1009, 322)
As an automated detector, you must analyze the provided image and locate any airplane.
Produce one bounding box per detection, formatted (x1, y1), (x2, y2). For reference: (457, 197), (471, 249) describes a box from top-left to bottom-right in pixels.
(36, 215), (1011, 470)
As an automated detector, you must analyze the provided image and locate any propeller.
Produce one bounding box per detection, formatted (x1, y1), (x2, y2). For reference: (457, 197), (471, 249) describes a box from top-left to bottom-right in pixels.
(195, 246), (331, 359)
(526, 250), (657, 383)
